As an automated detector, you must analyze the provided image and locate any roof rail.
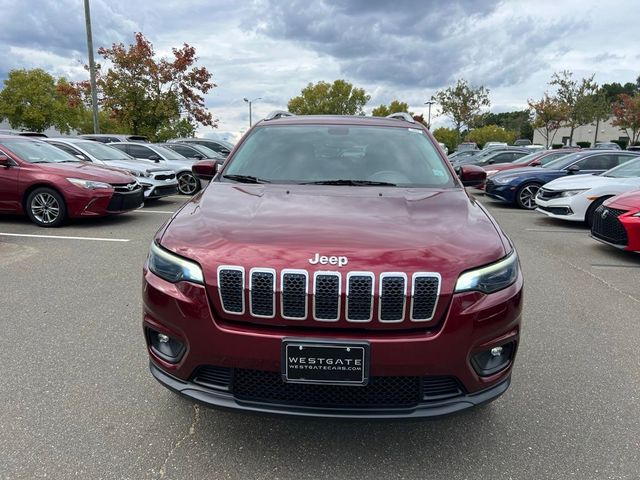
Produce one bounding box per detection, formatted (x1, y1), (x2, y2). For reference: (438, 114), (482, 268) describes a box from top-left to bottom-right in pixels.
(385, 112), (415, 123)
(264, 110), (295, 121)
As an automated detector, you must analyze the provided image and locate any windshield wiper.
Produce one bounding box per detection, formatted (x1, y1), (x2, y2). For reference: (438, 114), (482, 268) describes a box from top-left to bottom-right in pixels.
(301, 179), (397, 186)
(222, 174), (271, 184)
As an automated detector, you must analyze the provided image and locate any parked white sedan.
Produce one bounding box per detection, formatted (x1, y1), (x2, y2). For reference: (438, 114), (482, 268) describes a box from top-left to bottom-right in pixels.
(535, 154), (640, 226)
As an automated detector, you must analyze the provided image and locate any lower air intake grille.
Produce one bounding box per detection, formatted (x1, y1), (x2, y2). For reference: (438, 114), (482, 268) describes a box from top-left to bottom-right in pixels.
(421, 376), (464, 401)
(379, 275), (406, 322)
(192, 366), (233, 390)
(218, 268), (244, 313)
(314, 274), (340, 320)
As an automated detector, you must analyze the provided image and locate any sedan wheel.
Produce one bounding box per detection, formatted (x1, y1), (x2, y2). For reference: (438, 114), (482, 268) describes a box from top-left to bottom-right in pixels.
(177, 172), (200, 195)
(26, 188), (66, 227)
(516, 183), (541, 210)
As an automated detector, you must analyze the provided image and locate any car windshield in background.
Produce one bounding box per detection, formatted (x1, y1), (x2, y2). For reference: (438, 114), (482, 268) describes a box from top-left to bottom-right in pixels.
(153, 145), (187, 160)
(602, 157), (640, 178)
(77, 141), (133, 161)
(222, 125), (455, 188)
(512, 152), (543, 164)
(0, 140), (80, 163)
(541, 152), (590, 169)
(192, 144), (222, 158)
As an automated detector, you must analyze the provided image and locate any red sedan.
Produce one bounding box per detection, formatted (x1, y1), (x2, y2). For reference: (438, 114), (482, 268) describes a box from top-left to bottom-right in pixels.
(478, 149), (579, 189)
(0, 136), (143, 227)
(591, 190), (640, 252)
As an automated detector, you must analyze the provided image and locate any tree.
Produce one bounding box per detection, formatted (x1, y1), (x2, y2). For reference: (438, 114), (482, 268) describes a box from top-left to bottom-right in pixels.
(287, 80), (370, 115)
(528, 94), (568, 148)
(432, 127), (459, 153)
(371, 100), (410, 117)
(600, 80), (639, 104)
(612, 94), (640, 145)
(66, 32), (215, 140)
(583, 90), (613, 144)
(0, 69), (79, 133)
(466, 125), (517, 148)
(549, 70), (598, 145)
(433, 79), (490, 136)
(479, 110), (533, 140)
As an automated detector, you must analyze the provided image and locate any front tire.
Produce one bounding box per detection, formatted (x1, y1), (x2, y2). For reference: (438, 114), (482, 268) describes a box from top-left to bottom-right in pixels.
(515, 182), (542, 210)
(177, 172), (200, 195)
(26, 187), (67, 227)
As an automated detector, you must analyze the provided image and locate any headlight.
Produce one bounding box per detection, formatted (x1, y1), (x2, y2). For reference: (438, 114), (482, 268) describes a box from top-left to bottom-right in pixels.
(455, 251), (519, 294)
(492, 175), (517, 185)
(148, 242), (204, 284)
(560, 189), (588, 197)
(67, 177), (112, 189)
(128, 170), (151, 178)
(632, 211), (640, 217)
(485, 170), (499, 176)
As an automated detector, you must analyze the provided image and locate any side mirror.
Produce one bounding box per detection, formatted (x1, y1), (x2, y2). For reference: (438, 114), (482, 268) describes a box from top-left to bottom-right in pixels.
(567, 164), (580, 174)
(193, 154), (204, 160)
(148, 154), (161, 162)
(530, 160), (541, 166)
(455, 164), (487, 187)
(75, 154), (86, 161)
(0, 154), (10, 166)
(192, 160), (218, 181)
(487, 160), (495, 165)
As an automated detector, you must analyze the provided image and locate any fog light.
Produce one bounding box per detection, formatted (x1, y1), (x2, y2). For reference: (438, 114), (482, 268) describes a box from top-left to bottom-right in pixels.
(472, 342), (515, 376)
(147, 328), (186, 363)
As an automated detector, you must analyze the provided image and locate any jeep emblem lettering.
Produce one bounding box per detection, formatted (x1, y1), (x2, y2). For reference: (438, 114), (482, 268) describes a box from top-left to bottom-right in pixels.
(308, 253), (348, 267)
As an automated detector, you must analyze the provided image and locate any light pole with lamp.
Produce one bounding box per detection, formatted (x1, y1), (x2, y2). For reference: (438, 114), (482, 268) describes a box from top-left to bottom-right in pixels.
(243, 97), (261, 127)
(424, 100), (435, 130)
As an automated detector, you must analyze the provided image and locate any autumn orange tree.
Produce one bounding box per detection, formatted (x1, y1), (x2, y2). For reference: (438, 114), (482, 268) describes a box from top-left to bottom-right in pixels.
(65, 32), (215, 140)
(612, 94), (640, 145)
(528, 94), (568, 148)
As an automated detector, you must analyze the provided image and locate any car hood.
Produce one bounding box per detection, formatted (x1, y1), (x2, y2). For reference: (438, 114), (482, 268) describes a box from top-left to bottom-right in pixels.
(101, 159), (173, 174)
(37, 162), (134, 183)
(160, 183), (508, 293)
(543, 174), (640, 191)
(606, 190), (640, 209)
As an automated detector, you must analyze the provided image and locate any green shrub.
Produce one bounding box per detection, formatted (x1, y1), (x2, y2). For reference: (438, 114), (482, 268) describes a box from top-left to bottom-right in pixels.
(576, 141), (591, 148)
(552, 144), (563, 149)
(611, 139), (628, 149)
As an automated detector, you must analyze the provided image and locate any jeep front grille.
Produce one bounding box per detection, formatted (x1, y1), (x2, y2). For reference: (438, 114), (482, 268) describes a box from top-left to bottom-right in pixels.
(217, 267), (441, 325)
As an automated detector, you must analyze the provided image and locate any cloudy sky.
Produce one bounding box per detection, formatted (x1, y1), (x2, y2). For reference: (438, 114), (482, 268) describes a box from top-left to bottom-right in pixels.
(0, 0), (638, 140)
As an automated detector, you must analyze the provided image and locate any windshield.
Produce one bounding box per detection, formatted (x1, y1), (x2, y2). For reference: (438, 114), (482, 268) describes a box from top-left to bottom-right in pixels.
(222, 125), (456, 187)
(541, 151), (590, 169)
(602, 157), (640, 178)
(153, 145), (188, 160)
(77, 141), (133, 161)
(192, 144), (223, 158)
(0, 140), (80, 163)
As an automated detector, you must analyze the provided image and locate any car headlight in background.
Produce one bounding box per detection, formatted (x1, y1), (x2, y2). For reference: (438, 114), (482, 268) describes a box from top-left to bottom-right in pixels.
(485, 170), (499, 177)
(148, 242), (204, 284)
(632, 211), (640, 217)
(492, 175), (518, 185)
(67, 178), (112, 189)
(561, 189), (588, 197)
(128, 170), (151, 178)
(455, 251), (519, 294)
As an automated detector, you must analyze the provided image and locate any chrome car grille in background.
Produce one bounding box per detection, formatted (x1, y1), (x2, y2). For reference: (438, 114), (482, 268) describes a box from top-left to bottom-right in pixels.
(217, 267), (441, 324)
(112, 182), (142, 193)
(591, 206), (628, 246)
(153, 173), (176, 181)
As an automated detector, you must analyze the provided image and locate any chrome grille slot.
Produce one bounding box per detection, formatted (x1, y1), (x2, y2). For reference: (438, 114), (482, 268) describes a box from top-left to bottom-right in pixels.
(313, 272), (341, 321)
(281, 270), (308, 319)
(411, 273), (441, 321)
(346, 272), (374, 322)
(250, 269), (275, 318)
(218, 267), (244, 314)
(379, 273), (407, 322)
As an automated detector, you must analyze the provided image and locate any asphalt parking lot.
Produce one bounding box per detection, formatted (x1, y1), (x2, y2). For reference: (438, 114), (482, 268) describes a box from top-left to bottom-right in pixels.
(1, 192), (639, 480)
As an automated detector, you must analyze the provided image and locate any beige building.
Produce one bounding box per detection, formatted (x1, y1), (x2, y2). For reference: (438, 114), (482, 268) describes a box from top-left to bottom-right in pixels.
(533, 117), (629, 147)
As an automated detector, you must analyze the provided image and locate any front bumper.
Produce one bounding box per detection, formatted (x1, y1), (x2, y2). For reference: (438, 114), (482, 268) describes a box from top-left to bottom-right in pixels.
(484, 182), (516, 204)
(143, 183), (179, 198)
(535, 196), (585, 221)
(150, 361), (511, 419)
(142, 266), (522, 418)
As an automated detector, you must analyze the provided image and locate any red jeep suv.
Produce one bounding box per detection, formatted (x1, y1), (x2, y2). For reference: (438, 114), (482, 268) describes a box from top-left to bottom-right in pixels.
(143, 112), (523, 418)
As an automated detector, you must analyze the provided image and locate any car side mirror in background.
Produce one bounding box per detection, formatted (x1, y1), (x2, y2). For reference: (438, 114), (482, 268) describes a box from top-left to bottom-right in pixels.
(530, 160), (541, 166)
(75, 154), (86, 160)
(0, 154), (10, 166)
(193, 154), (204, 160)
(455, 164), (487, 187)
(567, 164), (580, 174)
(192, 160), (218, 181)
(148, 154), (161, 162)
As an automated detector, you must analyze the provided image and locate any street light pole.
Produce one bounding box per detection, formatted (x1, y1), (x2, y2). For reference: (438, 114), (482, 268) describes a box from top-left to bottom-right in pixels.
(424, 100), (435, 130)
(83, 0), (100, 134)
(243, 97), (261, 127)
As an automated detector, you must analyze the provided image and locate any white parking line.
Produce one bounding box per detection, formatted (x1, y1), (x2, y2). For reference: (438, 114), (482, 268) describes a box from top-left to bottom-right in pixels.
(0, 233), (130, 242)
(133, 210), (175, 214)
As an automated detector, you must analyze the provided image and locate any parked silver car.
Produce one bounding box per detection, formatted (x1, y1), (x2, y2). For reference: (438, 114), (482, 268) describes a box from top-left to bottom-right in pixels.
(43, 138), (178, 199)
(109, 142), (201, 195)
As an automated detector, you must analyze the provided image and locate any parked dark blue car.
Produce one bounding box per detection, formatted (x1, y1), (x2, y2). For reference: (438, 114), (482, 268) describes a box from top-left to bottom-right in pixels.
(485, 150), (639, 209)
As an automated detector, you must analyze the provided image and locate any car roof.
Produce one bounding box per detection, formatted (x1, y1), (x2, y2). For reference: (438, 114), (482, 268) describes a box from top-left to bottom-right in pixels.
(256, 114), (423, 128)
